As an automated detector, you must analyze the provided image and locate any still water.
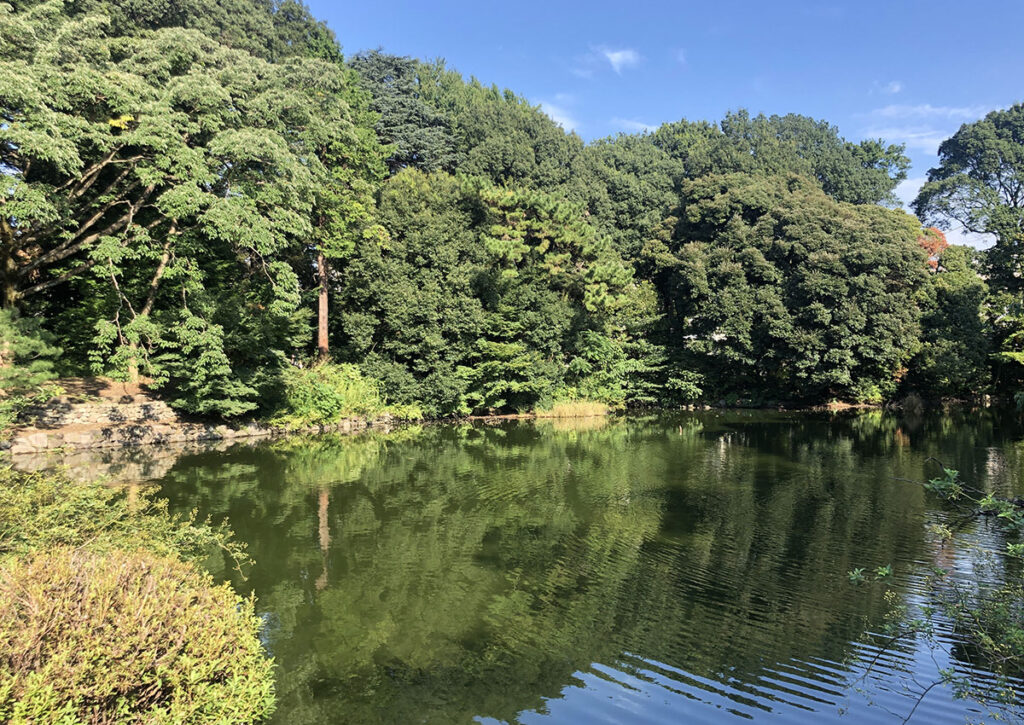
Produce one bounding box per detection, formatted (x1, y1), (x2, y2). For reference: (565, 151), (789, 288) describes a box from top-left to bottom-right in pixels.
(38, 410), (1024, 723)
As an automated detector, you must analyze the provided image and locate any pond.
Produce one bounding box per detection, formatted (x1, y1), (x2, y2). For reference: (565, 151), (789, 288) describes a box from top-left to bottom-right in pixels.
(26, 409), (1024, 724)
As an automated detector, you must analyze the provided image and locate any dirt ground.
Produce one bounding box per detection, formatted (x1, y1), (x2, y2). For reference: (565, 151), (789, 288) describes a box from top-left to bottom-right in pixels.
(53, 377), (155, 400)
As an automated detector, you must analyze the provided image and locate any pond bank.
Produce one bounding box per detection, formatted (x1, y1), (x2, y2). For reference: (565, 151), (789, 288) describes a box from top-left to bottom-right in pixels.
(3, 382), (1000, 457)
(4, 391), (383, 456)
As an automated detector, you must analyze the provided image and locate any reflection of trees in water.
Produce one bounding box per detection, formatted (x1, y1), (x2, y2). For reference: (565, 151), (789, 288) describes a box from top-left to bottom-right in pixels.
(142, 410), (1024, 724)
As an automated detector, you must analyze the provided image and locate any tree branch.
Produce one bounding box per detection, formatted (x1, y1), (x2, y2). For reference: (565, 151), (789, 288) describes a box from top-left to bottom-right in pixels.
(19, 184), (156, 278)
(18, 259), (99, 299)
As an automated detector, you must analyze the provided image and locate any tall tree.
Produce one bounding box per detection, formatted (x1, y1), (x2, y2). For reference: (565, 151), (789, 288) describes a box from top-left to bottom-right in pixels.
(650, 111), (909, 205)
(0, 0), (375, 412)
(913, 104), (1024, 293)
(644, 174), (927, 403)
(348, 51), (461, 175)
(906, 245), (990, 397)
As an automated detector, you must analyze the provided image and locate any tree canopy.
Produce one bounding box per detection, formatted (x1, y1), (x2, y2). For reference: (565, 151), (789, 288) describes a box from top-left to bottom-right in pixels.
(0, 0), (1015, 415)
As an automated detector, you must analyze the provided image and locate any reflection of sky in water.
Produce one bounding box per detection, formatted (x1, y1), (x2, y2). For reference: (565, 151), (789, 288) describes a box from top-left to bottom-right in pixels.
(27, 409), (1024, 724)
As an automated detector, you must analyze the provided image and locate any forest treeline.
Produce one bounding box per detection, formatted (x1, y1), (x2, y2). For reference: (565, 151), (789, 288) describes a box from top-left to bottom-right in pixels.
(3, 0), (1023, 419)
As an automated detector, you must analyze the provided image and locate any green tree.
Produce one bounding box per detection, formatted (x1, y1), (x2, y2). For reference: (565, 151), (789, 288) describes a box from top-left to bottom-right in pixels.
(580, 134), (684, 260)
(914, 104), (1024, 293)
(914, 105), (1024, 395)
(907, 245), (991, 397)
(0, 0), (382, 413)
(348, 51), (461, 175)
(333, 171), (632, 415)
(415, 59), (588, 193)
(650, 111), (909, 205)
(645, 174), (927, 403)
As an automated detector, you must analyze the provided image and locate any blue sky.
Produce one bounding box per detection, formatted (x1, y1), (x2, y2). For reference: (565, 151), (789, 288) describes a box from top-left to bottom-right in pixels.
(307, 0), (1024, 244)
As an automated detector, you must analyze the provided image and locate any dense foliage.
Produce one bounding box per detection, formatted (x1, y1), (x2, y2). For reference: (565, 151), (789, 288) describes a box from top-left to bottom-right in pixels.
(1, 0), (1019, 414)
(0, 547), (274, 724)
(0, 467), (275, 722)
(645, 174), (926, 403)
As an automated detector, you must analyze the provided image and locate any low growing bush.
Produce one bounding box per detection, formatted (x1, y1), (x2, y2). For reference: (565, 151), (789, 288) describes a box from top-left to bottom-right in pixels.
(0, 467), (275, 723)
(274, 361), (386, 425)
(0, 468), (243, 567)
(535, 400), (610, 418)
(0, 547), (274, 724)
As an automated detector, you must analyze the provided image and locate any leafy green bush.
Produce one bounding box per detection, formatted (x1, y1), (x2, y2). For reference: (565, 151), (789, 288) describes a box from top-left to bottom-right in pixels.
(0, 310), (62, 429)
(0, 468), (274, 722)
(274, 361), (387, 425)
(386, 403), (426, 421)
(0, 468), (244, 567)
(0, 547), (274, 724)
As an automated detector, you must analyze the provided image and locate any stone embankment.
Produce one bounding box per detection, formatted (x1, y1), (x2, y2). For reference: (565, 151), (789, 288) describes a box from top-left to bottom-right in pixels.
(6, 392), (371, 456)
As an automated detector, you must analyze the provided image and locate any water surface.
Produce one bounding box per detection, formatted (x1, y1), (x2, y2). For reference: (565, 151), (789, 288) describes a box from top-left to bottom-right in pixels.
(42, 410), (1024, 724)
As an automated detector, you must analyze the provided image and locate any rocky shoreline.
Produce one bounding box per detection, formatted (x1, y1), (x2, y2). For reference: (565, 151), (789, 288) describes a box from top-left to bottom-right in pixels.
(4, 393), (380, 456)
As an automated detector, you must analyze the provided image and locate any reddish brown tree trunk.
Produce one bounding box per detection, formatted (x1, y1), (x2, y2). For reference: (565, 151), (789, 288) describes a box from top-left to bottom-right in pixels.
(317, 249), (329, 359)
(316, 487), (330, 592)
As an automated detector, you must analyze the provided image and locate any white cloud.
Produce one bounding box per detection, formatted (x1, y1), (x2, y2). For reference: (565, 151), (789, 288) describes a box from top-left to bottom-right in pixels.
(872, 103), (988, 120)
(599, 47), (640, 75)
(569, 46), (642, 78)
(674, 48), (688, 66)
(894, 176), (926, 209)
(883, 80), (903, 94)
(860, 105), (988, 156)
(612, 117), (658, 134)
(863, 126), (949, 154)
(540, 101), (578, 132)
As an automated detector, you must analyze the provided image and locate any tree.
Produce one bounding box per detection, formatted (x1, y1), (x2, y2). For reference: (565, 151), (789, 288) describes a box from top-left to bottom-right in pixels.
(414, 59), (588, 194)
(917, 227), (949, 270)
(333, 170), (631, 415)
(650, 111), (909, 205)
(0, 0), (381, 412)
(348, 51), (461, 175)
(906, 245), (991, 397)
(644, 174), (927, 403)
(579, 134), (684, 260)
(913, 104), (1024, 293)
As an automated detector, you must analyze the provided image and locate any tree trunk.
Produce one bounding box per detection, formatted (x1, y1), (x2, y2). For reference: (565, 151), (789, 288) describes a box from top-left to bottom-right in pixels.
(317, 249), (329, 360)
(315, 487), (330, 592)
(0, 221), (18, 311)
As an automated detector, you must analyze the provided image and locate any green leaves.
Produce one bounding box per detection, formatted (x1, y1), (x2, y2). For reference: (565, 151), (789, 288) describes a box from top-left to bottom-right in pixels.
(645, 173), (925, 403)
(914, 104), (1024, 294)
(154, 312), (257, 418)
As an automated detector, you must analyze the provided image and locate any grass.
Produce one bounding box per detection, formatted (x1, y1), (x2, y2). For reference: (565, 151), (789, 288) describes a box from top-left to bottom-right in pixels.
(534, 400), (610, 418)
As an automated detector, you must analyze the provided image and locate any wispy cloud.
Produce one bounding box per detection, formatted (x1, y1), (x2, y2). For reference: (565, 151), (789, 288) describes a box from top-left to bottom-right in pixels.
(600, 47), (641, 75)
(870, 80), (904, 95)
(860, 104), (989, 155)
(571, 46), (642, 77)
(674, 48), (688, 67)
(872, 103), (988, 120)
(612, 117), (658, 134)
(861, 126), (949, 154)
(540, 101), (578, 132)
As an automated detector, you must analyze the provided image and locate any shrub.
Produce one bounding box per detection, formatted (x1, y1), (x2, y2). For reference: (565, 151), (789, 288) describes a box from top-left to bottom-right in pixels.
(0, 547), (274, 724)
(0, 468), (244, 568)
(274, 361), (386, 425)
(0, 310), (62, 430)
